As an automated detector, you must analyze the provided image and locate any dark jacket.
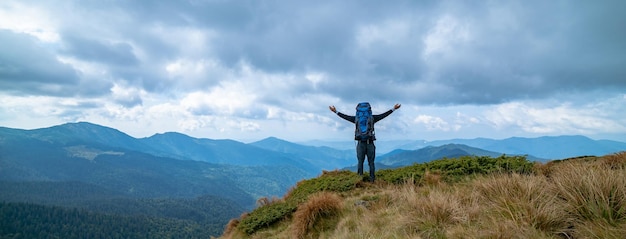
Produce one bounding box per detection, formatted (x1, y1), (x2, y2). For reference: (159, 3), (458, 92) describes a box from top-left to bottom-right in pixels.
(336, 109), (394, 141)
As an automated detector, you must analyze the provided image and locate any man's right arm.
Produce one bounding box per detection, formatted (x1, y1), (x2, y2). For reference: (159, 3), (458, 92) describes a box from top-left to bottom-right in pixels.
(337, 112), (355, 123)
(330, 105), (355, 122)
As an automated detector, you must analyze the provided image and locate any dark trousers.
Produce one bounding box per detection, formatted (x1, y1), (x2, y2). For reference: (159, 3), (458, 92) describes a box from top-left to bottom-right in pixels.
(356, 140), (376, 182)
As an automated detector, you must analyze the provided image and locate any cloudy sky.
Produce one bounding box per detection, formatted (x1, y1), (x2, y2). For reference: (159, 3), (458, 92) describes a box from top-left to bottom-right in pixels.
(1, 0), (625, 142)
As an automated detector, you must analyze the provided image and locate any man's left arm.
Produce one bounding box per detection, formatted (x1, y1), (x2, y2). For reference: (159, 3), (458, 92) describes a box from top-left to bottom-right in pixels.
(373, 104), (401, 122)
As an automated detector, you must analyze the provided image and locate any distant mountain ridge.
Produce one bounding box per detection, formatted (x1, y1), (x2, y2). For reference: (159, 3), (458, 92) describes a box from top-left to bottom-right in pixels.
(140, 132), (317, 173)
(394, 135), (626, 159)
(249, 137), (354, 170)
(305, 135), (626, 160)
(0, 122), (320, 208)
(379, 144), (504, 167)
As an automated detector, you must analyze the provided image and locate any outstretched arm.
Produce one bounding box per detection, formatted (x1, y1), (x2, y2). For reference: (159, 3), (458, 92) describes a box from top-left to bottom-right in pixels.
(373, 103), (401, 122)
(329, 105), (355, 122)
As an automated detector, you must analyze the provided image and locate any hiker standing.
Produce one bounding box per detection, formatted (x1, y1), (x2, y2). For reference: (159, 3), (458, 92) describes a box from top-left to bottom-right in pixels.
(329, 103), (401, 182)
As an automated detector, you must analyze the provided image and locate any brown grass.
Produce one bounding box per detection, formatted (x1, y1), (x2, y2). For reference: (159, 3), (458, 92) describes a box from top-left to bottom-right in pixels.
(221, 212), (250, 239)
(256, 196), (282, 207)
(222, 219), (239, 237)
(474, 173), (574, 236)
(221, 152), (626, 238)
(600, 151), (626, 170)
(421, 170), (443, 186)
(291, 191), (343, 239)
(550, 158), (626, 228)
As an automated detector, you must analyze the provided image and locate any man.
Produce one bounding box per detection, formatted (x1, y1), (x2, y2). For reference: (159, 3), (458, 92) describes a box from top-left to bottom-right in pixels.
(329, 103), (401, 182)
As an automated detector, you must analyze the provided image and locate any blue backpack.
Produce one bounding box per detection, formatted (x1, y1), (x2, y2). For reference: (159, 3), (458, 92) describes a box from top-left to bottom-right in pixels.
(355, 102), (375, 141)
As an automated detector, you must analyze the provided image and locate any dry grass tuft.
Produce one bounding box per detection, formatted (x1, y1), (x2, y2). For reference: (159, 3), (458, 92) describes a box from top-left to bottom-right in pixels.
(421, 170), (443, 186)
(221, 212), (250, 239)
(475, 173), (573, 236)
(573, 219), (626, 238)
(291, 191), (343, 239)
(600, 151), (626, 170)
(551, 161), (626, 226)
(533, 161), (551, 176)
(390, 179), (466, 237)
(256, 196), (282, 207)
(222, 219), (239, 238)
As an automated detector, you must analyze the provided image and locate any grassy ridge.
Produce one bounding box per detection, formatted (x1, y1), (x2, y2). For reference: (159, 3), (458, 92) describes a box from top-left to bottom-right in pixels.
(233, 170), (362, 235)
(221, 153), (626, 238)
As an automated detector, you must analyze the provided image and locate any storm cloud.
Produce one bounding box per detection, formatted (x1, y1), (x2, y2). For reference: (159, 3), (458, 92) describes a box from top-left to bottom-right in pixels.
(1, 0), (625, 141)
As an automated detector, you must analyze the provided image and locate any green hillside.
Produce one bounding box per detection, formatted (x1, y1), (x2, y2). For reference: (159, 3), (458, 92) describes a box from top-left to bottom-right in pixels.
(0, 202), (220, 238)
(221, 153), (626, 239)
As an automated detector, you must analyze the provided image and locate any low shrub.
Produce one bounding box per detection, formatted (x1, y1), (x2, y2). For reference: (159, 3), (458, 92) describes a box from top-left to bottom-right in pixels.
(377, 155), (534, 185)
(237, 170), (360, 235)
(376, 163), (425, 184)
(237, 200), (295, 235)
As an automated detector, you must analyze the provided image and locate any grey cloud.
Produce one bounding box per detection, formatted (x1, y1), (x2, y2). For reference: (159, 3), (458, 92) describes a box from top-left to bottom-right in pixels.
(238, 107), (269, 119)
(56, 100), (103, 117)
(8, 0), (626, 107)
(325, 1), (626, 105)
(61, 35), (138, 66)
(113, 94), (143, 108)
(116, 0), (253, 30)
(0, 31), (117, 98)
(0, 31), (82, 96)
(208, 1), (435, 107)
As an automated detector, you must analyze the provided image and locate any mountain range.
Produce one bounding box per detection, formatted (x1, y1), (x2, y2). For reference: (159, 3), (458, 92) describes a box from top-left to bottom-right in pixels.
(3, 122), (625, 198)
(2, 122), (625, 235)
(0, 122), (321, 207)
(379, 143), (504, 167)
(391, 136), (626, 159)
